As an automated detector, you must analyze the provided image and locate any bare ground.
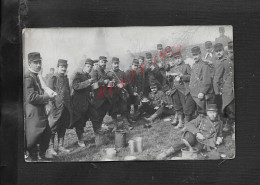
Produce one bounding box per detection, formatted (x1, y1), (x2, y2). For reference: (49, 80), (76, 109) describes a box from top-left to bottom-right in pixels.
(53, 115), (235, 162)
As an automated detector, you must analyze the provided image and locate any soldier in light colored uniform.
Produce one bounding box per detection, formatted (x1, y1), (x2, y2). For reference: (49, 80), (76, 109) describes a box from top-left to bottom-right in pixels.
(189, 46), (213, 115)
(213, 43), (235, 132)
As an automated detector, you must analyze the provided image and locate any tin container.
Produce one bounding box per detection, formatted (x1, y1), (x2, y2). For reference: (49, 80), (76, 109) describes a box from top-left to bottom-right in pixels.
(181, 147), (198, 159)
(115, 130), (126, 148)
(128, 140), (136, 154)
(135, 137), (143, 153)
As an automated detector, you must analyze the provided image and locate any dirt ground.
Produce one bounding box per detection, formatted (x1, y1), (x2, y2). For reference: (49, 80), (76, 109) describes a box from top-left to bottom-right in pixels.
(53, 114), (235, 162)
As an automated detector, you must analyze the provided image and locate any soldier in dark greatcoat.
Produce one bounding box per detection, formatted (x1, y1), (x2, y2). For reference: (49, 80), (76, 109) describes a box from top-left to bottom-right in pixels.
(215, 27), (232, 48)
(213, 42), (235, 132)
(107, 57), (134, 130)
(156, 104), (223, 160)
(166, 48), (196, 129)
(24, 52), (55, 161)
(90, 56), (112, 129)
(47, 59), (72, 154)
(71, 58), (104, 147)
(189, 46), (213, 115)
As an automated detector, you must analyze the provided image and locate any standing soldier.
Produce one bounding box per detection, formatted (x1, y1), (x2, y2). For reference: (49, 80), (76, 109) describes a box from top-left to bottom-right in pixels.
(154, 44), (164, 66)
(204, 41), (216, 104)
(125, 59), (140, 115)
(24, 52), (55, 161)
(213, 43), (234, 132)
(137, 56), (147, 97)
(44, 68), (55, 83)
(107, 57), (134, 130)
(93, 59), (99, 70)
(189, 46), (213, 116)
(47, 59), (72, 154)
(166, 48), (196, 129)
(215, 26), (232, 48)
(90, 56), (113, 129)
(71, 58), (105, 147)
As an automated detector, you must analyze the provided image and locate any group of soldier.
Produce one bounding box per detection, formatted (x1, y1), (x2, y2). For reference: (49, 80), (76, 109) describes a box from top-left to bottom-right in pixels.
(24, 26), (234, 161)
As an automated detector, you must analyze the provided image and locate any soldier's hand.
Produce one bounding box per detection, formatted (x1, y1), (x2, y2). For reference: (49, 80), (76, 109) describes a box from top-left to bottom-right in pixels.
(104, 79), (109, 84)
(48, 93), (56, 100)
(154, 106), (159, 110)
(198, 93), (204, 99)
(133, 92), (138, 96)
(88, 79), (94, 83)
(117, 83), (123, 88)
(216, 137), (223, 145)
(166, 90), (171, 95)
(196, 133), (205, 140)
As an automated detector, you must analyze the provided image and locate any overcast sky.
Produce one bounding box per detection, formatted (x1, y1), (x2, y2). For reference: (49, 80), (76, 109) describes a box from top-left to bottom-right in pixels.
(23, 26), (233, 76)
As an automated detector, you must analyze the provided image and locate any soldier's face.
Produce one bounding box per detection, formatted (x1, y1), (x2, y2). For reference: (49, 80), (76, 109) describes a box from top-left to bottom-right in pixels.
(166, 51), (172, 58)
(220, 30), (225, 36)
(112, 62), (119, 70)
(169, 60), (175, 67)
(192, 53), (201, 62)
(99, 60), (106, 70)
(151, 87), (157, 93)
(174, 55), (182, 65)
(50, 69), (54, 74)
(157, 48), (163, 54)
(29, 60), (42, 72)
(131, 64), (138, 70)
(138, 59), (143, 66)
(206, 47), (213, 53)
(57, 65), (67, 74)
(207, 110), (218, 121)
(215, 49), (224, 59)
(83, 64), (93, 74)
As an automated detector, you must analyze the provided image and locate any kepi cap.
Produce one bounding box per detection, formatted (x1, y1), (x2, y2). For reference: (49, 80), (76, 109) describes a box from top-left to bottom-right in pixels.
(191, 46), (201, 54)
(157, 44), (163, 50)
(112, 57), (120, 63)
(57, 59), (68, 67)
(85, 58), (93, 65)
(207, 104), (218, 111)
(205, 41), (213, 49)
(132, 59), (139, 65)
(214, 43), (224, 51)
(145, 52), (152, 59)
(28, 52), (42, 63)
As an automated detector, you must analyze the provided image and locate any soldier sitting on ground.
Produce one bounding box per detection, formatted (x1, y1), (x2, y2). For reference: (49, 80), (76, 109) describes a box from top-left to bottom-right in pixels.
(156, 104), (223, 160)
(135, 82), (174, 128)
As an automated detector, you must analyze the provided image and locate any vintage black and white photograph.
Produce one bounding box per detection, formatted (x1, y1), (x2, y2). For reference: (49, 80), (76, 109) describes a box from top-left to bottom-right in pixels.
(23, 26), (235, 162)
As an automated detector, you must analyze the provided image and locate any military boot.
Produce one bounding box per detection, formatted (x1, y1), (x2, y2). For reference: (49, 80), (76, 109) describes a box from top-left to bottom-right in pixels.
(46, 134), (57, 157)
(76, 130), (86, 147)
(58, 137), (70, 153)
(184, 115), (192, 124)
(174, 113), (184, 129)
(171, 113), (179, 126)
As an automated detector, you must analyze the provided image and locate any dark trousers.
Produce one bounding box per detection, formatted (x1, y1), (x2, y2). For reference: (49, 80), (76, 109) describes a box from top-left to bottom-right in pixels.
(172, 131), (204, 152)
(215, 94), (223, 115)
(155, 107), (175, 117)
(50, 107), (70, 138)
(127, 95), (140, 112)
(27, 125), (51, 159)
(75, 105), (102, 136)
(172, 91), (196, 117)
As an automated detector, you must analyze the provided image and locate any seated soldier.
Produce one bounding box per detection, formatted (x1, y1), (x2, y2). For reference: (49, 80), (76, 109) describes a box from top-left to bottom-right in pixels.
(156, 104), (223, 160)
(137, 83), (174, 128)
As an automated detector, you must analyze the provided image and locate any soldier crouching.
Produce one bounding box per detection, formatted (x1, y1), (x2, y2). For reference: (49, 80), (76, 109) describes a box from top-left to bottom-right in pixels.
(156, 104), (223, 160)
(137, 83), (174, 128)
(71, 58), (105, 147)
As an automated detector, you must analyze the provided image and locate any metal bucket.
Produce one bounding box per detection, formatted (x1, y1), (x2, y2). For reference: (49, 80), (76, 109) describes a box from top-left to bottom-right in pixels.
(107, 81), (115, 87)
(115, 130), (126, 148)
(181, 147), (198, 159)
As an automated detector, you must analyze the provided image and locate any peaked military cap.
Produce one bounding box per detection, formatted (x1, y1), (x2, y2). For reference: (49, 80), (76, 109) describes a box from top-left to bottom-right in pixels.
(28, 52), (42, 63)
(205, 41), (213, 49)
(172, 47), (181, 56)
(157, 44), (163, 50)
(145, 52), (152, 59)
(132, 59), (139, 65)
(85, 58), (93, 65)
(150, 83), (158, 89)
(191, 46), (201, 54)
(138, 56), (145, 60)
(228, 41), (233, 50)
(112, 57), (120, 63)
(214, 43), (224, 51)
(99, 56), (108, 62)
(207, 104), (218, 111)
(57, 59), (68, 66)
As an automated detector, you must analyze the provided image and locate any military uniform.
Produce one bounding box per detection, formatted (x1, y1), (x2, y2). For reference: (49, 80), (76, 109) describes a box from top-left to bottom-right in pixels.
(47, 70), (72, 152)
(24, 52), (52, 160)
(189, 47), (213, 114)
(215, 27), (232, 48)
(213, 55), (234, 118)
(168, 60), (195, 122)
(71, 65), (101, 142)
(90, 57), (112, 124)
